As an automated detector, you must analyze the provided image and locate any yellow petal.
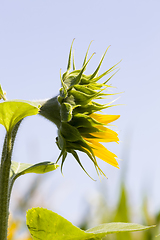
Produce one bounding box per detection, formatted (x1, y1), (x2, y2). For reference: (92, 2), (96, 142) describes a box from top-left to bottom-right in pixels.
(90, 113), (120, 125)
(89, 126), (119, 143)
(85, 139), (119, 168)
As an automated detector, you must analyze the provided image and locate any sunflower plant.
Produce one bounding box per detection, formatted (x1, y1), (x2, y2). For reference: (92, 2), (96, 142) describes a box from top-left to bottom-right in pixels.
(0, 41), (154, 240)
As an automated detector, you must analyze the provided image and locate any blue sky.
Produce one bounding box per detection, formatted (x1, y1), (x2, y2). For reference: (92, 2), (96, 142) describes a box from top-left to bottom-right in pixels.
(0, 0), (160, 225)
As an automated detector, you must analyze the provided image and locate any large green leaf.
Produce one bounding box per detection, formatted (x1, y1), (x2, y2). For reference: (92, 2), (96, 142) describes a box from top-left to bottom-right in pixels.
(26, 208), (93, 240)
(26, 208), (155, 240)
(0, 100), (40, 133)
(10, 161), (59, 181)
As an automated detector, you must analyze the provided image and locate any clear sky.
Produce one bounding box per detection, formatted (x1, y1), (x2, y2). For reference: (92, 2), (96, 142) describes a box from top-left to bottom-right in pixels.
(0, 0), (160, 225)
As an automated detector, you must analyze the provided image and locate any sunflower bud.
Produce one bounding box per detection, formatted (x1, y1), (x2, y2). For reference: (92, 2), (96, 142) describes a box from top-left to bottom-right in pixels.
(55, 40), (121, 177)
(38, 41), (120, 178)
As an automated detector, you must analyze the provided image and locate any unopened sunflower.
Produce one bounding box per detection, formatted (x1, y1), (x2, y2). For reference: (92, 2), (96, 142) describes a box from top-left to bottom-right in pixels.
(39, 41), (120, 177)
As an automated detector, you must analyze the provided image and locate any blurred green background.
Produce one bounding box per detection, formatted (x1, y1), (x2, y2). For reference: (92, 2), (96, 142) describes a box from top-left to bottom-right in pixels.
(9, 171), (160, 239)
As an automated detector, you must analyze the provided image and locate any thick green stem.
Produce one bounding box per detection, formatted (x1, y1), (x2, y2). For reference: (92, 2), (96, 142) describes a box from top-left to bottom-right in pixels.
(0, 133), (12, 240)
(0, 121), (22, 240)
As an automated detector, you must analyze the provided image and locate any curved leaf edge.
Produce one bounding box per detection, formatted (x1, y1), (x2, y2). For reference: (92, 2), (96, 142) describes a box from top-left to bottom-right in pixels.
(0, 100), (41, 133)
(86, 222), (156, 234)
(26, 207), (155, 240)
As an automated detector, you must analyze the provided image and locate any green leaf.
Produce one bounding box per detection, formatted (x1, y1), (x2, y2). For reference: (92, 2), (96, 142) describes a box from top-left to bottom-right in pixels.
(86, 222), (155, 236)
(26, 208), (93, 240)
(0, 100), (40, 133)
(10, 161), (59, 181)
(26, 208), (155, 240)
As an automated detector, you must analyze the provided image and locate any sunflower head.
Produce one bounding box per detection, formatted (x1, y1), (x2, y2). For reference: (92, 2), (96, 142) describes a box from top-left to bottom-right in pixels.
(56, 40), (120, 177)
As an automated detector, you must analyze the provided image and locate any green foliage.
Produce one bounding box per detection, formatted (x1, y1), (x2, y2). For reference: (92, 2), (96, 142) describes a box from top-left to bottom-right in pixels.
(27, 208), (93, 240)
(86, 223), (154, 235)
(10, 161), (59, 181)
(113, 183), (132, 240)
(79, 181), (159, 240)
(26, 208), (155, 240)
(0, 100), (40, 133)
(114, 184), (130, 222)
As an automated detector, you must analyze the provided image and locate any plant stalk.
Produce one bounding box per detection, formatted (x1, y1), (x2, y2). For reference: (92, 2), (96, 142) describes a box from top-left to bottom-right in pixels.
(37, 96), (61, 128)
(0, 121), (22, 240)
(0, 133), (12, 240)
